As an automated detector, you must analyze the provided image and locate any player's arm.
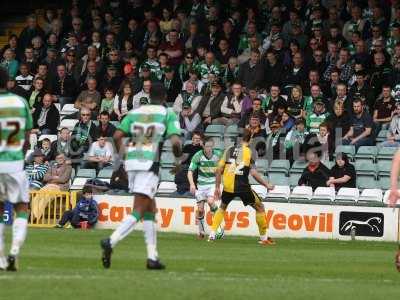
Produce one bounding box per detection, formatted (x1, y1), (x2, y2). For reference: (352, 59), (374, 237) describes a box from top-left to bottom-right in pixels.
(250, 168), (274, 190)
(113, 129), (126, 154)
(389, 149), (400, 207)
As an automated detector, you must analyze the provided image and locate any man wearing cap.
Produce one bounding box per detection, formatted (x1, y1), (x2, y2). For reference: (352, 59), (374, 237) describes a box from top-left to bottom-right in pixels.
(25, 149), (49, 190)
(306, 98), (329, 134)
(196, 79), (226, 126)
(163, 65), (182, 103)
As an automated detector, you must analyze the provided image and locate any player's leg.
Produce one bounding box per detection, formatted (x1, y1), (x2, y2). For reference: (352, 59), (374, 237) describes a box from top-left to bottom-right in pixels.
(248, 190), (275, 245)
(196, 200), (206, 238)
(143, 197), (164, 270)
(0, 201), (6, 270)
(7, 172), (30, 271)
(208, 191), (233, 241)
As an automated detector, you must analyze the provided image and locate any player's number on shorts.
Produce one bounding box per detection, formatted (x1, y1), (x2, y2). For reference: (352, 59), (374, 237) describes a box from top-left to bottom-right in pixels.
(0, 121), (22, 150)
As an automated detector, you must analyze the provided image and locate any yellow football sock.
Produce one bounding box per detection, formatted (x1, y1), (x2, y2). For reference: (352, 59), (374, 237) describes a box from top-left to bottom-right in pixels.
(256, 212), (267, 236)
(211, 208), (225, 231)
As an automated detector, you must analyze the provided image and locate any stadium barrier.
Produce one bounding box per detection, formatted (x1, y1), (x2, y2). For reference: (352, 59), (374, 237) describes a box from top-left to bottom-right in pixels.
(94, 195), (400, 242)
(28, 191), (77, 227)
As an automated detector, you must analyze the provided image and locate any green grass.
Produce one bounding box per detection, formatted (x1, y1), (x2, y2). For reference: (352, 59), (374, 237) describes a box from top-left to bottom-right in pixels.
(1, 228), (399, 300)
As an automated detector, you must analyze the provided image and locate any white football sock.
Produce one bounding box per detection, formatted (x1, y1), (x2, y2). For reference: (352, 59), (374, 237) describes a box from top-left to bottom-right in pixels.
(197, 216), (205, 234)
(0, 222), (5, 257)
(143, 220), (158, 261)
(10, 217), (28, 256)
(110, 214), (138, 248)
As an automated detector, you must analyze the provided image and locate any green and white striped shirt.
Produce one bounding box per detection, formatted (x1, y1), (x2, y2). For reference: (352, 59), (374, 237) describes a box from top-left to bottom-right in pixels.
(0, 92), (32, 173)
(118, 105), (181, 171)
(189, 149), (222, 186)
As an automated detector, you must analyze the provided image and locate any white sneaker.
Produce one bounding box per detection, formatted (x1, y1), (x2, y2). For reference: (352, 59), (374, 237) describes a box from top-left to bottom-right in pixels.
(207, 234), (216, 242)
(0, 256), (8, 270)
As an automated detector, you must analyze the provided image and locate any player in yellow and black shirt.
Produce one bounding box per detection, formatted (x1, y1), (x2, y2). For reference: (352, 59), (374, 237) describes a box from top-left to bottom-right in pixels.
(209, 129), (276, 245)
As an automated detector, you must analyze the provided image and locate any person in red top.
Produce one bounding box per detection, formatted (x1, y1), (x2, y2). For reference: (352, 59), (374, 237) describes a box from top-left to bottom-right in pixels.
(158, 30), (183, 66)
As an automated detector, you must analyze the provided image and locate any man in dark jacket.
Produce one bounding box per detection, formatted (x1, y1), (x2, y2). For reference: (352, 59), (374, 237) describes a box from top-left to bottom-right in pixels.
(95, 111), (116, 139)
(163, 66), (182, 103)
(238, 49), (264, 89)
(298, 141), (331, 190)
(56, 186), (98, 228)
(32, 93), (60, 134)
(196, 80), (226, 126)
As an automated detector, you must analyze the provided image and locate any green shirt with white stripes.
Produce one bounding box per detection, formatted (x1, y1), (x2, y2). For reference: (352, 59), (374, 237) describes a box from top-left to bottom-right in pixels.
(189, 149), (222, 186)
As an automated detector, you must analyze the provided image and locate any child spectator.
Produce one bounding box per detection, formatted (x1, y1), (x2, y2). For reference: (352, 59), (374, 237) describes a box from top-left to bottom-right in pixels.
(56, 186), (98, 229)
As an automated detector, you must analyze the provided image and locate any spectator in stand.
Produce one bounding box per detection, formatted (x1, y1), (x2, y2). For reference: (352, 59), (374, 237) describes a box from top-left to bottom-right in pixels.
(56, 185), (98, 229)
(317, 123), (332, 162)
(52, 64), (77, 108)
(239, 98), (267, 129)
(41, 154), (72, 191)
(71, 108), (97, 160)
(373, 85), (396, 131)
(280, 111), (295, 132)
(1, 49), (19, 79)
(113, 80), (134, 121)
(238, 49), (264, 89)
(298, 142), (331, 190)
(163, 66), (182, 103)
(262, 84), (287, 116)
(196, 79), (226, 127)
(306, 100), (329, 134)
(32, 93), (60, 135)
(263, 49), (284, 90)
(179, 102), (202, 139)
(327, 153), (356, 191)
(74, 77), (101, 111)
(381, 103), (400, 147)
(348, 70), (375, 112)
(25, 149), (49, 190)
(219, 82), (245, 125)
(83, 135), (114, 171)
(95, 111), (116, 139)
(19, 14), (45, 50)
(246, 113), (267, 157)
(158, 30), (183, 66)
(287, 85), (305, 119)
(100, 87), (115, 115)
(15, 63), (33, 91)
(285, 118), (309, 162)
(51, 128), (73, 160)
(173, 81), (202, 114)
(326, 100), (351, 145)
(266, 120), (286, 160)
(342, 98), (374, 149)
(132, 79), (151, 108)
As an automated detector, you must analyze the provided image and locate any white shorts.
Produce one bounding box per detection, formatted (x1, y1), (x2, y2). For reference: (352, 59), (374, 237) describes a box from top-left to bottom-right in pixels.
(127, 171), (159, 199)
(0, 171), (29, 204)
(195, 185), (215, 203)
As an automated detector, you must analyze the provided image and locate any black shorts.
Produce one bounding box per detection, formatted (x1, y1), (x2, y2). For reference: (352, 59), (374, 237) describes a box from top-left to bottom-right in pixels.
(221, 187), (262, 206)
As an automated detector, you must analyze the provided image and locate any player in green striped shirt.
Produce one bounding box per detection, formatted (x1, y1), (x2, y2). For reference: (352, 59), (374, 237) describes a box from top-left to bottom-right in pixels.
(187, 137), (223, 239)
(101, 83), (182, 270)
(0, 67), (32, 271)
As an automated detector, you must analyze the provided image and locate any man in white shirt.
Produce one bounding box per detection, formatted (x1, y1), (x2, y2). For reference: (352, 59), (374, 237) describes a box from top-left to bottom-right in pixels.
(132, 79), (151, 108)
(83, 135), (113, 171)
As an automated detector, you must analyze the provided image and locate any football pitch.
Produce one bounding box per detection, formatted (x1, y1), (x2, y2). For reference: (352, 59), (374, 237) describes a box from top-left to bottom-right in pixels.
(1, 228), (399, 300)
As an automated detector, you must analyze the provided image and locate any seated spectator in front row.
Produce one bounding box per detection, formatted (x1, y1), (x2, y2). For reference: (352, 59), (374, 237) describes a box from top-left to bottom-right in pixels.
(327, 153), (356, 191)
(82, 135), (114, 171)
(317, 123), (332, 162)
(179, 102), (202, 140)
(381, 103), (400, 147)
(342, 98), (374, 149)
(56, 186), (98, 229)
(32, 93), (60, 135)
(298, 144), (331, 190)
(26, 149), (49, 190)
(285, 118), (309, 162)
(373, 85), (396, 131)
(51, 128), (73, 160)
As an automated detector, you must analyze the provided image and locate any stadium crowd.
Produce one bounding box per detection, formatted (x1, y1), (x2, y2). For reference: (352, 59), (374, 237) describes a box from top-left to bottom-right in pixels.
(7, 0), (400, 194)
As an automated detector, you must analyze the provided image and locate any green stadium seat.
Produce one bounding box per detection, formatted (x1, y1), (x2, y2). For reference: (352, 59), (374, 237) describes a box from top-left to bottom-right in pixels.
(160, 169), (175, 182)
(76, 169), (96, 178)
(357, 175), (378, 190)
(160, 152), (175, 168)
(376, 130), (388, 142)
(335, 145), (356, 159)
(355, 146), (377, 162)
(377, 147), (397, 161)
(255, 159), (269, 173)
(378, 176), (390, 190)
(355, 161), (376, 176)
(205, 124), (224, 138)
(290, 160), (308, 174)
(268, 173), (289, 186)
(225, 124), (239, 140)
(98, 168), (113, 179)
(377, 160), (392, 177)
(269, 159), (291, 175)
(289, 173), (302, 188)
